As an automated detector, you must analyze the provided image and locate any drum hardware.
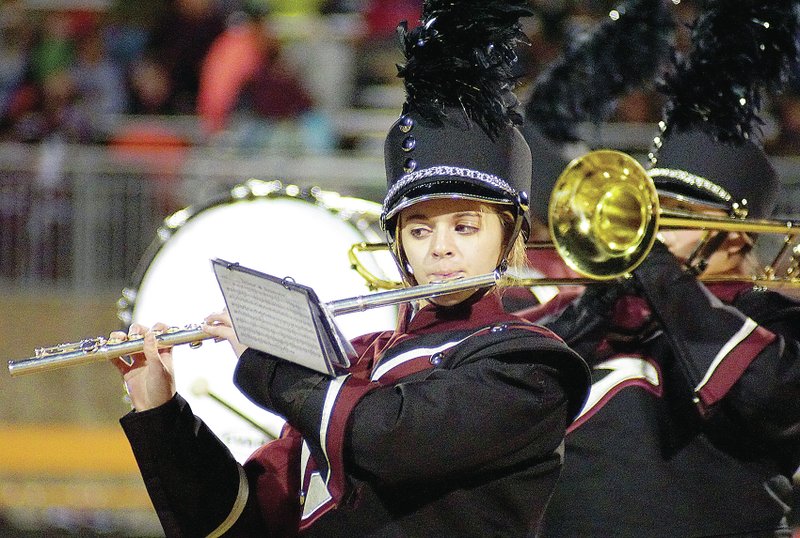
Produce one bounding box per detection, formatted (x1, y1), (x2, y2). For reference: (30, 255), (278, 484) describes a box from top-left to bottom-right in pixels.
(191, 379), (282, 439)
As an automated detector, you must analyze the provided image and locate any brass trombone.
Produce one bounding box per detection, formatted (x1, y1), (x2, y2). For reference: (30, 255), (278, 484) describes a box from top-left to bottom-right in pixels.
(351, 149), (800, 288)
(9, 150), (799, 377)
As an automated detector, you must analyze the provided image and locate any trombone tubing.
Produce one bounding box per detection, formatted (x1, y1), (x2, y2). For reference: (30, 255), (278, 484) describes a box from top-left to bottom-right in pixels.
(660, 210), (800, 235)
(8, 272), (503, 377)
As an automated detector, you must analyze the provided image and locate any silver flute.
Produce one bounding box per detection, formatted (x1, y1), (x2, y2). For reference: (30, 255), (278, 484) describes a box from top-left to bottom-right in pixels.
(8, 272), (501, 377)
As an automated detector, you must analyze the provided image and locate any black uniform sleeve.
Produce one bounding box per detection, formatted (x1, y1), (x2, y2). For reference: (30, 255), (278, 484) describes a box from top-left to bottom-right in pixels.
(234, 349), (329, 425)
(235, 335), (587, 488)
(345, 357), (571, 485)
(632, 241), (800, 448)
(120, 394), (269, 537)
(541, 283), (624, 358)
(235, 348), (379, 506)
(722, 289), (800, 463)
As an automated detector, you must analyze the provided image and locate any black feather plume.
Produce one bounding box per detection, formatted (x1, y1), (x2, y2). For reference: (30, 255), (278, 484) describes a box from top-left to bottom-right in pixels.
(659, 0), (800, 143)
(396, 0), (533, 138)
(526, 0), (675, 142)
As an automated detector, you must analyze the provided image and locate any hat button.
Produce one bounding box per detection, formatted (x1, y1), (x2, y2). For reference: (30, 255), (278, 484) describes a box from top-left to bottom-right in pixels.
(518, 190), (529, 207)
(430, 352), (442, 366)
(399, 115), (414, 133)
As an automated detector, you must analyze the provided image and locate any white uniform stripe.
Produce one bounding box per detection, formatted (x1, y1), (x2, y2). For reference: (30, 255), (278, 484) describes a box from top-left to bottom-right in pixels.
(319, 376), (348, 482)
(575, 357), (660, 423)
(300, 440), (311, 481)
(300, 376), (348, 521)
(694, 318), (758, 394)
(371, 339), (468, 381)
(206, 464), (249, 538)
(301, 471), (331, 521)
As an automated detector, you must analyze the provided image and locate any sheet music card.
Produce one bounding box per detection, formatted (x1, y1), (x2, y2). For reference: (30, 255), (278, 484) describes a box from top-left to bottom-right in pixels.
(212, 258), (352, 376)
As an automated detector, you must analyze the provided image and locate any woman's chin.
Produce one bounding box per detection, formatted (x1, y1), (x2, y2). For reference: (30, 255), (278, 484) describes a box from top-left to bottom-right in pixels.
(429, 290), (475, 307)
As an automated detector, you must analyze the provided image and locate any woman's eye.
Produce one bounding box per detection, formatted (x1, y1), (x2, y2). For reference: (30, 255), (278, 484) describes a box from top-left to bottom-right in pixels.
(455, 223), (479, 234)
(408, 227), (430, 238)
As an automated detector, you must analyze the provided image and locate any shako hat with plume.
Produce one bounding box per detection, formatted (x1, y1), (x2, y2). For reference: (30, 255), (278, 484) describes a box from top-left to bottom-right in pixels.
(381, 0), (535, 277)
(649, 0), (799, 220)
(523, 0), (675, 225)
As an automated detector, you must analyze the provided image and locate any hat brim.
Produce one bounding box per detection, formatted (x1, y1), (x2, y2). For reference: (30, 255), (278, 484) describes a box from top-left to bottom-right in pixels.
(656, 188), (730, 213)
(383, 177), (515, 222)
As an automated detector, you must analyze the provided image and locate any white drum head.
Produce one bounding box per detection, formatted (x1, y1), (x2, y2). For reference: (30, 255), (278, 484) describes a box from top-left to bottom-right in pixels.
(124, 183), (399, 462)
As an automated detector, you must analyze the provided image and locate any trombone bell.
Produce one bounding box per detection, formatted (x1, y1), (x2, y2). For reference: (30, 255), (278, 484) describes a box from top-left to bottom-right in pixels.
(548, 149), (659, 280)
(349, 149), (800, 289)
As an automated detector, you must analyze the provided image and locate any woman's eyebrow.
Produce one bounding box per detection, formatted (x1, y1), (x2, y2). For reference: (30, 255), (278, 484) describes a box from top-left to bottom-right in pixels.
(404, 210), (483, 222)
(403, 213), (429, 222)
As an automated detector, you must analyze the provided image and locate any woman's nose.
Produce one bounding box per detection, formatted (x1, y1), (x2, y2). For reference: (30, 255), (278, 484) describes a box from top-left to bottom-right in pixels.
(430, 229), (455, 258)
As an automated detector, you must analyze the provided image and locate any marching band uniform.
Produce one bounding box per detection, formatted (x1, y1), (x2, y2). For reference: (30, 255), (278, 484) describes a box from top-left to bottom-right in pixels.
(121, 293), (588, 537)
(537, 241), (800, 537)
(531, 2), (800, 533)
(534, 2), (800, 526)
(117, 2), (591, 536)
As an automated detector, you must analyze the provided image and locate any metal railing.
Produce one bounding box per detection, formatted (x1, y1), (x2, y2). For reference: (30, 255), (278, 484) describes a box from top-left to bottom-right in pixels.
(0, 140), (386, 291)
(1, 122), (799, 292)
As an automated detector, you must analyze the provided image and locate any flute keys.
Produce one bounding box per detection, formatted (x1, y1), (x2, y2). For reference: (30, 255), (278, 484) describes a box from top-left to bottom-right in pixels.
(34, 338), (102, 358)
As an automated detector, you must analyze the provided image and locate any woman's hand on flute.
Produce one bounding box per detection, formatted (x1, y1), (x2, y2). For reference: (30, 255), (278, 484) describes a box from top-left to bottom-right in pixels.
(202, 309), (247, 359)
(111, 322), (177, 412)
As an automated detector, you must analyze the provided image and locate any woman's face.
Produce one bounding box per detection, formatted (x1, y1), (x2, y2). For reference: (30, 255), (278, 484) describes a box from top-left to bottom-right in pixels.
(398, 198), (505, 306)
(658, 197), (752, 276)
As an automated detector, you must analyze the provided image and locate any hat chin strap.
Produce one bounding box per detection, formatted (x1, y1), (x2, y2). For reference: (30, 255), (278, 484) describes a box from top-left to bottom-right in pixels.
(497, 205), (526, 275)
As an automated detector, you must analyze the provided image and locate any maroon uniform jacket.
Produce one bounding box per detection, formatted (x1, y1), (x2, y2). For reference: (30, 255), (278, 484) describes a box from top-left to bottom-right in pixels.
(120, 292), (590, 537)
(532, 242), (800, 537)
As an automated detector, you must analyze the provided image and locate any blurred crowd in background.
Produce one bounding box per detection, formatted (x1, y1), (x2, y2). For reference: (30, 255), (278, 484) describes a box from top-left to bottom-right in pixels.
(0, 3), (799, 535)
(2, 0), (800, 158)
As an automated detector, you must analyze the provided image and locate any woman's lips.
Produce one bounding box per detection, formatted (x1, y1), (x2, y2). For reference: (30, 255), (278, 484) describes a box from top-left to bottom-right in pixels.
(428, 272), (463, 283)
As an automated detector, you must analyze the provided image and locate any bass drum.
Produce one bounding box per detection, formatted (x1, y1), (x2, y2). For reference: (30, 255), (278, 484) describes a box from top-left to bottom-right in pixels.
(118, 179), (399, 463)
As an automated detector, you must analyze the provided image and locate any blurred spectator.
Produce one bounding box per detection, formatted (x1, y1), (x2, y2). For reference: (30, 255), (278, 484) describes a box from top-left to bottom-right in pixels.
(71, 25), (129, 140)
(14, 69), (92, 144)
(29, 10), (75, 85)
(0, 1), (33, 125)
(127, 55), (174, 115)
(198, 8), (334, 154)
(350, 0), (422, 107)
(137, 0), (227, 114)
(196, 8), (280, 133)
(766, 92), (800, 156)
(105, 0), (166, 68)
